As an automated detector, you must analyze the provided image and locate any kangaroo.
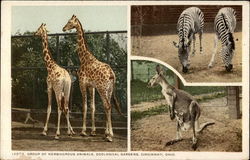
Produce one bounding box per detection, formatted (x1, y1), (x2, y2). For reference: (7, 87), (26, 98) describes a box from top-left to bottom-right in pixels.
(148, 65), (215, 150)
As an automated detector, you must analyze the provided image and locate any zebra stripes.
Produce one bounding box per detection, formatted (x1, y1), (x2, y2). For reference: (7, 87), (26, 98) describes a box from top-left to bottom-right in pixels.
(208, 7), (236, 71)
(173, 7), (204, 73)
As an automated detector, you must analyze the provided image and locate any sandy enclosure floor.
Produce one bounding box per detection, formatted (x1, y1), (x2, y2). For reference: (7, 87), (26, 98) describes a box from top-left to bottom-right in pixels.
(131, 97), (242, 152)
(12, 126), (127, 152)
(132, 32), (242, 83)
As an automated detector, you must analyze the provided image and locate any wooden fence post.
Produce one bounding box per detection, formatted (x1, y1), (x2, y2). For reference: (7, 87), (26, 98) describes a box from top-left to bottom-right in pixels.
(175, 75), (181, 89)
(227, 86), (241, 119)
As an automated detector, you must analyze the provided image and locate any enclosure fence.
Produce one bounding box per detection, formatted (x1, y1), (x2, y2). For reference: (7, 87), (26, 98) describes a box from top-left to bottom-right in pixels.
(11, 31), (127, 130)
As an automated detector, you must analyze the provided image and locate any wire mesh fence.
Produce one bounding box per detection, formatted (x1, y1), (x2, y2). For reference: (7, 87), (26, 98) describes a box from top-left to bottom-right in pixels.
(11, 31), (127, 120)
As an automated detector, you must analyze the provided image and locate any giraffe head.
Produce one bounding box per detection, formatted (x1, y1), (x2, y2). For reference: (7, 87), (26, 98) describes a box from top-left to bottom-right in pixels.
(63, 15), (79, 32)
(34, 23), (47, 36)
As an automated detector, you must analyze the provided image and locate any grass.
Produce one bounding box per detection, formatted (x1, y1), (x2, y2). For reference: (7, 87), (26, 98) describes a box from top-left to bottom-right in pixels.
(131, 91), (227, 122)
(131, 79), (227, 105)
(196, 91), (226, 102)
(131, 105), (169, 122)
(131, 79), (164, 105)
(181, 86), (226, 96)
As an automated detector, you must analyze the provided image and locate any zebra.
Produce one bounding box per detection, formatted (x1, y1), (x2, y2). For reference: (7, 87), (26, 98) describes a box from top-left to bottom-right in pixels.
(173, 7), (204, 73)
(208, 7), (236, 72)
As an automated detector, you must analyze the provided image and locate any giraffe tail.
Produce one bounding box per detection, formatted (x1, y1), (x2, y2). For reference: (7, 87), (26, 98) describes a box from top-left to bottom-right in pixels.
(112, 85), (126, 118)
(61, 92), (66, 113)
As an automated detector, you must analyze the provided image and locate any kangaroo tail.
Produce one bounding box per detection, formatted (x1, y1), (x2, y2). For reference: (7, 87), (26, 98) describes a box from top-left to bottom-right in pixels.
(112, 85), (126, 118)
(197, 122), (215, 133)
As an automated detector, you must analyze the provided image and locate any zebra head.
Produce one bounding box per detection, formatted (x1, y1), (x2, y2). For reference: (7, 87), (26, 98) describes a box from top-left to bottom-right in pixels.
(173, 39), (191, 73)
(148, 65), (163, 87)
(223, 33), (235, 72)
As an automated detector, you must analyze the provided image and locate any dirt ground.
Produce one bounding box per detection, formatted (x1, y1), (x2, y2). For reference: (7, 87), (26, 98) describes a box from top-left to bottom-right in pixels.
(131, 97), (242, 151)
(132, 32), (242, 82)
(12, 124), (127, 152)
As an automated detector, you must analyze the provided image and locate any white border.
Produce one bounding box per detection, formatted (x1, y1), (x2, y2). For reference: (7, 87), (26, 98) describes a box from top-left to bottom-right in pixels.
(1, 1), (249, 160)
(127, 5), (132, 152)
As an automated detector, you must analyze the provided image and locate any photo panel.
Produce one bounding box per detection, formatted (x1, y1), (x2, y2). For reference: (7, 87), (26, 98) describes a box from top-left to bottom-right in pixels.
(130, 60), (242, 152)
(131, 5), (242, 83)
(10, 5), (128, 152)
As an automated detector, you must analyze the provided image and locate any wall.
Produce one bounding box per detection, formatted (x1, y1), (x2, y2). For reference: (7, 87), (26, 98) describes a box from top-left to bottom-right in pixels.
(131, 5), (242, 36)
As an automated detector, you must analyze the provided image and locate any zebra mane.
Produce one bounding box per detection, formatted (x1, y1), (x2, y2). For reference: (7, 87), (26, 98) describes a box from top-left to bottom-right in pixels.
(180, 14), (186, 46)
(228, 32), (235, 50)
(180, 14), (188, 48)
(221, 13), (235, 50)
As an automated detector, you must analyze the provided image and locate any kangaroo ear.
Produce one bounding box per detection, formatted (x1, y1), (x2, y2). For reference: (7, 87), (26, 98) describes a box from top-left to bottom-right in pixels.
(156, 65), (161, 74)
(156, 65), (164, 76)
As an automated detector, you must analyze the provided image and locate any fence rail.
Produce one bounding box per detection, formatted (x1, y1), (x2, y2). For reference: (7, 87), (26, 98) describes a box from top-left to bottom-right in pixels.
(11, 30), (127, 38)
(11, 65), (127, 70)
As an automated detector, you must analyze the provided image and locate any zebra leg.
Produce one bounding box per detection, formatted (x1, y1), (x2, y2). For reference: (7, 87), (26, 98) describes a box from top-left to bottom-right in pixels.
(192, 34), (196, 56)
(208, 35), (219, 68)
(199, 31), (203, 54)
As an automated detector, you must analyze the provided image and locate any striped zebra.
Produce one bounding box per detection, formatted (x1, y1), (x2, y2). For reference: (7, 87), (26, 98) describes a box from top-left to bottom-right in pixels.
(173, 7), (204, 73)
(208, 7), (236, 72)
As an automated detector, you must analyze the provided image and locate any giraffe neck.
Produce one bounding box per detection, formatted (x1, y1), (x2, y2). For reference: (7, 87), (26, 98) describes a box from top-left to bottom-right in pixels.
(75, 20), (95, 64)
(41, 32), (54, 70)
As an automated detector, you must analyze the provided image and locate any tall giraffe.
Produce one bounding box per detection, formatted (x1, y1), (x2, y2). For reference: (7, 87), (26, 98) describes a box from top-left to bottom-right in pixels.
(35, 23), (75, 139)
(63, 15), (123, 142)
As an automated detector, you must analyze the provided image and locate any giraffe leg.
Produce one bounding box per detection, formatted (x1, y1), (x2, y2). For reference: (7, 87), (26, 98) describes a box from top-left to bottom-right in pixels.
(99, 86), (113, 142)
(107, 108), (113, 137)
(88, 87), (96, 136)
(55, 107), (62, 139)
(63, 80), (75, 136)
(104, 107), (113, 142)
(208, 35), (219, 68)
(80, 85), (88, 136)
(55, 93), (62, 140)
(105, 120), (109, 137)
(42, 82), (52, 136)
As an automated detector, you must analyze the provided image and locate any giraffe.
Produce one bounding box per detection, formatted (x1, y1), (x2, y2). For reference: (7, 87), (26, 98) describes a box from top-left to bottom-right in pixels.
(63, 15), (124, 142)
(35, 23), (75, 139)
